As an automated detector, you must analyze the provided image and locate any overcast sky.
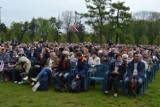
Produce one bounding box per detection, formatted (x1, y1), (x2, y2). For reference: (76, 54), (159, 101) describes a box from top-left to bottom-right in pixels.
(1, 0), (160, 27)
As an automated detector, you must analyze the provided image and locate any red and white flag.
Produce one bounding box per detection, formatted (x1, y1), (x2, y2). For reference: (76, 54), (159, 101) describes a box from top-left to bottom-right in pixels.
(70, 25), (79, 32)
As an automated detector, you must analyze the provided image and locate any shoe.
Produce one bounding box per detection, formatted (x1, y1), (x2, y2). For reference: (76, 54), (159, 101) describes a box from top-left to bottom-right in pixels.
(18, 81), (24, 85)
(14, 81), (18, 84)
(31, 77), (38, 82)
(113, 93), (118, 98)
(23, 76), (28, 81)
(104, 91), (109, 94)
(31, 82), (34, 86)
(32, 81), (40, 92)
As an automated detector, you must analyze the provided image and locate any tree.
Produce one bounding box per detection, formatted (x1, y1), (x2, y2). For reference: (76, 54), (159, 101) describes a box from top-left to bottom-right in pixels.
(59, 35), (67, 43)
(72, 34), (79, 43)
(154, 36), (160, 45)
(10, 32), (16, 41)
(10, 22), (23, 40)
(110, 1), (132, 44)
(123, 34), (135, 44)
(75, 20), (85, 43)
(0, 23), (7, 34)
(46, 33), (54, 42)
(53, 16), (62, 42)
(0, 32), (6, 42)
(22, 33), (31, 43)
(84, 33), (92, 43)
(22, 21), (29, 40)
(80, 0), (111, 44)
(29, 17), (36, 38)
(34, 35), (42, 42)
(139, 35), (149, 45)
(102, 35), (107, 44)
(61, 11), (75, 43)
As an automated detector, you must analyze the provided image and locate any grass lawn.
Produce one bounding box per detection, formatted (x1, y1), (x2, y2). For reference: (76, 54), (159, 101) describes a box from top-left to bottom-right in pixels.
(0, 72), (160, 107)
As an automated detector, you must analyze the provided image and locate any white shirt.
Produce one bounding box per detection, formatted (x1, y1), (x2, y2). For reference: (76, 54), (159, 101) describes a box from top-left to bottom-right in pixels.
(88, 56), (101, 67)
(70, 54), (77, 62)
(133, 63), (138, 76)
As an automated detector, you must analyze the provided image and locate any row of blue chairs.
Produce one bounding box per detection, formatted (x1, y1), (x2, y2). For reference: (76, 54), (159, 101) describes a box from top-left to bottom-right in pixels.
(86, 60), (159, 97)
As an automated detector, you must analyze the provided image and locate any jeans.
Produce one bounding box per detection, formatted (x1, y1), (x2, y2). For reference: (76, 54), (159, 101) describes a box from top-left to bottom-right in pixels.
(125, 77), (143, 95)
(37, 67), (52, 79)
(54, 72), (69, 87)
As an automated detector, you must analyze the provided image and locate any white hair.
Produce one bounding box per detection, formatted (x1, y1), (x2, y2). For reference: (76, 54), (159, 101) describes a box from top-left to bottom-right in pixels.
(122, 54), (128, 58)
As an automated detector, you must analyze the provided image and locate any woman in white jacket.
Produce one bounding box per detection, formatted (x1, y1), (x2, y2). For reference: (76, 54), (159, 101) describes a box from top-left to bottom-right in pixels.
(88, 52), (101, 67)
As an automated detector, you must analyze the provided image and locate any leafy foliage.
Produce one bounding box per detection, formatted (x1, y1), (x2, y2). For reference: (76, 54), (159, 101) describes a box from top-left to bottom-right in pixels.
(139, 35), (149, 45)
(21, 33), (31, 43)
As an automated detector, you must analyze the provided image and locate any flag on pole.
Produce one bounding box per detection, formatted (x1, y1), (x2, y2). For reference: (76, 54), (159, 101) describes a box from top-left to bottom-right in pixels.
(70, 25), (79, 32)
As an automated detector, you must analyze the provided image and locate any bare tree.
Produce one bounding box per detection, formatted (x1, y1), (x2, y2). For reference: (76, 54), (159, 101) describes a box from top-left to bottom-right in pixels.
(61, 11), (80, 43)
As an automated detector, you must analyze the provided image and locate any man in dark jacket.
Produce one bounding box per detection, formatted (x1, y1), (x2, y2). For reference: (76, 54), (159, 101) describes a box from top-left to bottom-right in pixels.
(70, 52), (90, 91)
(125, 52), (145, 97)
(75, 52), (90, 79)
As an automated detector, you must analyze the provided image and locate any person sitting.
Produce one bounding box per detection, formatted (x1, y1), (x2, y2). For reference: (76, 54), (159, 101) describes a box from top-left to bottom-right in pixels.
(3, 51), (19, 81)
(18, 48), (26, 57)
(27, 47), (37, 66)
(54, 53), (71, 91)
(46, 52), (59, 72)
(29, 53), (46, 85)
(125, 52), (145, 97)
(31, 61), (52, 82)
(0, 47), (10, 81)
(70, 52), (90, 91)
(31, 61), (52, 91)
(142, 51), (153, 72)
(88, 52), (101, 67)
(105, 54), (126, 97)
(101, 50), (110, 64)
(13, 56), (31, 84)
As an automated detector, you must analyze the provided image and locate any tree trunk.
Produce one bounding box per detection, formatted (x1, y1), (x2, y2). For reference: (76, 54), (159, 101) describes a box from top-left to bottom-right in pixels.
(116, 33), (118, 44)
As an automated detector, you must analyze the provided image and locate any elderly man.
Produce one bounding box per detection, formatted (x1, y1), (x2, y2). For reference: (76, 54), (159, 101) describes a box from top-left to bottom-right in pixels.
(142, 51), (153, 72)
(125, 52), (145, 97)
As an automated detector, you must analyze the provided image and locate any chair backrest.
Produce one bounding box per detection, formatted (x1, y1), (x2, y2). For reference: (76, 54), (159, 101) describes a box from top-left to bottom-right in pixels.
(93, 64), (109, 78)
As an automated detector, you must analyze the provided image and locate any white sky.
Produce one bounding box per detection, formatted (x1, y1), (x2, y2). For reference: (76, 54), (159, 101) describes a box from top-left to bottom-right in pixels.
(1, 0), (160, 26)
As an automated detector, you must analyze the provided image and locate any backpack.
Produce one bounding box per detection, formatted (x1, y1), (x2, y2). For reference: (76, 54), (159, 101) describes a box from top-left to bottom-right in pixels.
(38, 77), (48, 91)
(70, 79), (82, 93)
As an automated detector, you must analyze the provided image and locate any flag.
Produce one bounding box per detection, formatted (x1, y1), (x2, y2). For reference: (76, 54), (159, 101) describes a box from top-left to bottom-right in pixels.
(70, 25), (79, 32)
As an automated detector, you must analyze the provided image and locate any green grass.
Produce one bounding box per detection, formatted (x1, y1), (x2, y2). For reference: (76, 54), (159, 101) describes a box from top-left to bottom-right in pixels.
(1, 72), (160, 107)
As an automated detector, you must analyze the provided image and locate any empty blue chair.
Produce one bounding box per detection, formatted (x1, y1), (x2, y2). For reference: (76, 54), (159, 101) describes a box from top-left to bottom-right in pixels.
(88, 64), (109, 92)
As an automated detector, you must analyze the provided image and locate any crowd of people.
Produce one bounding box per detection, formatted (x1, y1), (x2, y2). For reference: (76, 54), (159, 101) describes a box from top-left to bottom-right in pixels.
(0, 41), (159, 97)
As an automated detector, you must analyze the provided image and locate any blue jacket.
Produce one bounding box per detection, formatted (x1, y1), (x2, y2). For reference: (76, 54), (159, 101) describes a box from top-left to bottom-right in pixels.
(126, 60), (145, 79)
(76, 59), (90, 75)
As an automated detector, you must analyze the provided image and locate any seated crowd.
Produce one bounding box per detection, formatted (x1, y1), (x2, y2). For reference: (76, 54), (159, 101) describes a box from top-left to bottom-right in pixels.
(0, 42), (159, 97)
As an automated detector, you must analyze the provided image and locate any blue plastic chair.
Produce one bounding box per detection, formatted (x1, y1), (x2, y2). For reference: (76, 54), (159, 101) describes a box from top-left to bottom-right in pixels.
(87, 64), (109, 92)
